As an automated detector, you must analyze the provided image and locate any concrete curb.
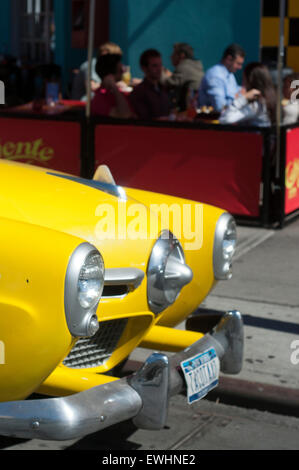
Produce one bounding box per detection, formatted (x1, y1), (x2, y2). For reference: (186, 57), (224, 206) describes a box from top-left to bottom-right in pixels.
(206, 376), (299, 418)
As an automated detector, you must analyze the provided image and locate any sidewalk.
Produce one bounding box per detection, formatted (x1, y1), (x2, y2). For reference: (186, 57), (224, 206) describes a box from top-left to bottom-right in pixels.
(207, 221), (299, 389)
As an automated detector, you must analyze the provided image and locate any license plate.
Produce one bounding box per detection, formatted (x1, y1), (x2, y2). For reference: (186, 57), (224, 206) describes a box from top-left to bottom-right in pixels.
(180, 348), (220, 404)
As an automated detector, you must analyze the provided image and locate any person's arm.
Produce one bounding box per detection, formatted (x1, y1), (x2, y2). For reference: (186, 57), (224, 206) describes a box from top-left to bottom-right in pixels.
(162, 68), (185, 88)
(282, 101), (299, 125)
(203, 75), (228, 111)
(219, 90), (261, 124)
(102, 75), (134, 119)
(164, 61), (204, 91)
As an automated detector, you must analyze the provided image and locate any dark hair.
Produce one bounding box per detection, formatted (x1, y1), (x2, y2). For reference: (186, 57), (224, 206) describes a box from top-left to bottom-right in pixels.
(244, 62), (276, 124)
(222, 43), (245, 60)
(140, 49), (161, 68)
(95, 53), (122, 80)
(173, 43), (194, 59)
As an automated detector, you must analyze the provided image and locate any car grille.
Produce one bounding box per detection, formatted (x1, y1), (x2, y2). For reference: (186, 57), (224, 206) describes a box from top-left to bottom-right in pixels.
(63, 318), (128, 369)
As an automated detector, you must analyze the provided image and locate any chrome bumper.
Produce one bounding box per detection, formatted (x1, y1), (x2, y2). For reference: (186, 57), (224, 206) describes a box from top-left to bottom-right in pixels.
(0, 310), (243, 441)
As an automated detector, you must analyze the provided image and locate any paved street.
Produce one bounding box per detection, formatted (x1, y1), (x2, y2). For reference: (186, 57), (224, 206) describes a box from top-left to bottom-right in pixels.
(1, 218), (299, 451)
(2, 396), (299, 451)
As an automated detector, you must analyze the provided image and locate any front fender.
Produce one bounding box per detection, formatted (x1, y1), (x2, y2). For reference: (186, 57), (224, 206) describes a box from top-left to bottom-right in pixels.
(0, 217), (86, 402)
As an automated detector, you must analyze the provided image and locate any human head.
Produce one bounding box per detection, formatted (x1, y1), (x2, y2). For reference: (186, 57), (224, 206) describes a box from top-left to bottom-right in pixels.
(243, 62), (274, 93)
(243, 62), (276, 123)
(98, 42), (123, 57)
(222, 43), (245, 74)
(283, 73), (299, 100)
(140, 49), (163, 83)
(95, 53), (123, 82)
(171, 43), (194, 67)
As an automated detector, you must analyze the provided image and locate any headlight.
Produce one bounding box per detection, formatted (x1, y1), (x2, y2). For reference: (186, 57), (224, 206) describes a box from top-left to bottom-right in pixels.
(78, 251), (104, 309)
(65, 243), (105, 337)
(147, 231), (193, 314)
(213, 213), (237, 280)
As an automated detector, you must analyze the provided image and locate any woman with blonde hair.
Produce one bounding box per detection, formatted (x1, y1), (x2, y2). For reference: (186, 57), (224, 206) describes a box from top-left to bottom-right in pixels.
(98, 42), (122, 56)
(72, 42), (123, 101)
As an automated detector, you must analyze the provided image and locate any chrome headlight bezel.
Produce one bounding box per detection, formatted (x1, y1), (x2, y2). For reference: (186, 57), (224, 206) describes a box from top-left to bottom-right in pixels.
(213, 213), (237, 280)
(147, 231), (193, 315)
(64, 242), (105, 337)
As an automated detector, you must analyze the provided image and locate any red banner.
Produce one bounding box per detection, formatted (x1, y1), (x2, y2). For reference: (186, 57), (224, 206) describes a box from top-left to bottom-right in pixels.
(285, 127), (299, 215)
(0, 118), (81, 175)
(95, 125), (263, 217)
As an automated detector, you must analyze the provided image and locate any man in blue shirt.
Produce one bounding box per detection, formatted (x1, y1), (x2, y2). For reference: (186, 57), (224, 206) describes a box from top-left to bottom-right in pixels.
(198, 44), (245, 111)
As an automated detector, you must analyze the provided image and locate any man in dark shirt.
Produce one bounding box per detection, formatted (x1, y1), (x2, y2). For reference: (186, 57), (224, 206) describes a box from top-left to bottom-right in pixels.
(130, 49), (171, 120)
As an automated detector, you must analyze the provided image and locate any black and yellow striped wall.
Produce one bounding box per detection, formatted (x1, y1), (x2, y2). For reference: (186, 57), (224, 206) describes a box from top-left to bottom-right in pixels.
(261, 0), (299, 72)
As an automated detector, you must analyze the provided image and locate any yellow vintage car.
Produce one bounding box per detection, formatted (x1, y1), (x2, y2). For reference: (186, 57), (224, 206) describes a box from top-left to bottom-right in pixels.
(0, 160), (243, 440)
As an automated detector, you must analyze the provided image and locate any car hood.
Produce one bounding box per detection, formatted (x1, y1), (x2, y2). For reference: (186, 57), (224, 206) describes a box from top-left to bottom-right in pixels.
(0, 161), (160, 269)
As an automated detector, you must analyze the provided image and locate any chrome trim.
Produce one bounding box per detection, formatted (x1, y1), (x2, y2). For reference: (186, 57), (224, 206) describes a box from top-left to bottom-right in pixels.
(64, 243), (104, 338)
(210, 310), (243, 374)
(104, 268), (144, 289)
(47, 172), (127, 201)
(0, 380), (142, 441)
(213, 213), (237, 280)
(169, 310), (243, 397)
(147, 231), (193, 314)
(0, 310), (243, 440)
(129, 353), (170, 430)
(93, 164), (116, 185)
(63, 318), (128, 369)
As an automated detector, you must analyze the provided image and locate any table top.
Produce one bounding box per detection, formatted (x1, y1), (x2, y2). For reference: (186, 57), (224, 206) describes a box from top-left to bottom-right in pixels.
(0, 100), (85, 116)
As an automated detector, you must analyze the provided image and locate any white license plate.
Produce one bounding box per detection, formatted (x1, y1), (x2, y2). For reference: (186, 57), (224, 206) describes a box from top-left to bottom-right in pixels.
(180, 348), (220, 404)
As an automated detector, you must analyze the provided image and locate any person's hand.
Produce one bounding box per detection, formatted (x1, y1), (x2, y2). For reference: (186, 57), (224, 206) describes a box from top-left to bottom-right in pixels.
(162, 67), (172, 78)
(131, 78), (142, 87)
(102, 74), (117, 91)
(245, 89), (261, 101)
(239, 87), (246, 96)
(91, 80), (100, 92)
(116, 80), (132, 92)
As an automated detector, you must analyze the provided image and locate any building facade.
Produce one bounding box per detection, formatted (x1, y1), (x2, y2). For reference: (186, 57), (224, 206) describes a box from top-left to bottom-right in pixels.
(261, 0), (299, 73)
(0, 0), (284, 97)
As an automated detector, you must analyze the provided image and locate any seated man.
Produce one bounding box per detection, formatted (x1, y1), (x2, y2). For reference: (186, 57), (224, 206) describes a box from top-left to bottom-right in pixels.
(198, 43), (245, 112)
(130, 49), (171, 120)
(91, 54), (134, 118)
(162, 43), (204, 111)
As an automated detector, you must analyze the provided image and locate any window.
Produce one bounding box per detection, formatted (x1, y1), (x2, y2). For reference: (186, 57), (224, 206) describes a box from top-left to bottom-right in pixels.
(71, 0), (109, 49)
(17, 0), (55, 63)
